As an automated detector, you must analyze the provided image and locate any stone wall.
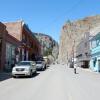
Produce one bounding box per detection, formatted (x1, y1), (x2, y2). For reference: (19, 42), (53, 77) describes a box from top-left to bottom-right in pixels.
(34, 33), (59, 61)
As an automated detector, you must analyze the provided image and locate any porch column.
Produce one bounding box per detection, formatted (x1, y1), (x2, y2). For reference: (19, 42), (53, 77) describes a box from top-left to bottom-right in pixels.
(22, 48), (24, 61)
(26, 50), (29, 61)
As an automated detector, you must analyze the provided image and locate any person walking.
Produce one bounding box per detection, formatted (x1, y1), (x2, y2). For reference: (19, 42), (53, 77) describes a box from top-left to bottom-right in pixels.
(74, 63), (77, 74)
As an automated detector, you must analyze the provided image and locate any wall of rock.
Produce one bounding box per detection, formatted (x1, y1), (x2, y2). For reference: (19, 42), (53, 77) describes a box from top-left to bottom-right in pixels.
(58, 15), (100, 64)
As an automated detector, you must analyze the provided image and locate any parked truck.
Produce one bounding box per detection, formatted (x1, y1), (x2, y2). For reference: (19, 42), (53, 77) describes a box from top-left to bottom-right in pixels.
(43, 56), (50, 67)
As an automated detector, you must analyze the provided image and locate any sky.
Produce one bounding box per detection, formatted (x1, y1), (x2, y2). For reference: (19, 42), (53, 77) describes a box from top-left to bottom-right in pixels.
(0, 0), (100, 43)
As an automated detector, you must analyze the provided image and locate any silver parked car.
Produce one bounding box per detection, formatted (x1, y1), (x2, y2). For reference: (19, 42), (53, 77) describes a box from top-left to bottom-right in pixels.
(36, 60), (46, 71)
(12, 61), (37, 78)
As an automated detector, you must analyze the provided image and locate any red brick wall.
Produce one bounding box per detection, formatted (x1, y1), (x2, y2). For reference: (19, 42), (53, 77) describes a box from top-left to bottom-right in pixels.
(4, 21), (22, 41)
(0, 22), (20, 71)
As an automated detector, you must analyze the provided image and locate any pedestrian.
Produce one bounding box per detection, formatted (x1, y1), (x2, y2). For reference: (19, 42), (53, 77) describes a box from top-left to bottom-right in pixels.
(74, 63), (77, 74)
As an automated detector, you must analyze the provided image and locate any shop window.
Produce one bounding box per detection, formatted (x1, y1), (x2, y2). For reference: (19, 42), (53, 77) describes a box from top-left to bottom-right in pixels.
(6, 43), (16, 69)
(6, 43), (11, 68)
(98, 60), (100, 71)
(96, 39), (100, 46)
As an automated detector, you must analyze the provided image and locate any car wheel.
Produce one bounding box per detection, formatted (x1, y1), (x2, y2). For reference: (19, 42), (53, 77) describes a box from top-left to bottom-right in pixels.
(45, 65), (46, 69)
(42, 67), (45, 71)
(34, 70), (37, 74)
(30, 70), (32, 77)
(33, 71), (37, 76)
(12, 76), (16, 78)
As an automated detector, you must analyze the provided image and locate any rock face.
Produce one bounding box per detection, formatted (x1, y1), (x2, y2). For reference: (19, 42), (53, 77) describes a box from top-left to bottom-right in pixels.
(58, 15), (100, 64)
(34, 33), (59, 61)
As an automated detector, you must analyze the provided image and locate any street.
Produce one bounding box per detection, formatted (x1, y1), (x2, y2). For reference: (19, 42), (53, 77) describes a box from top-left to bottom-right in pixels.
(0, 64), (100, 100)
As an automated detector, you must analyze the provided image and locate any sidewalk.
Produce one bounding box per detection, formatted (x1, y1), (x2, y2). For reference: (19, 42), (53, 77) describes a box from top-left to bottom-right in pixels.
(0, 72), (12, 82)
(78, 67), (99, 74)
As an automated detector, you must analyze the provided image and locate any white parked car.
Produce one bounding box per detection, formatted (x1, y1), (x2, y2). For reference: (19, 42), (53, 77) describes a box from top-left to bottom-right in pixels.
(12, 61), (37, 78)
(36, 60), (46, 71)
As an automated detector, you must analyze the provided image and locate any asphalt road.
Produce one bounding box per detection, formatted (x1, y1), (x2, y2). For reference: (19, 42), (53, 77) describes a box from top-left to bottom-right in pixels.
(0, 64), (100, 100)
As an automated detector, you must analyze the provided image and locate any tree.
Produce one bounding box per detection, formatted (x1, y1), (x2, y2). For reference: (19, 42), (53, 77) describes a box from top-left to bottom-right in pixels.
(43, 48), (53, 56)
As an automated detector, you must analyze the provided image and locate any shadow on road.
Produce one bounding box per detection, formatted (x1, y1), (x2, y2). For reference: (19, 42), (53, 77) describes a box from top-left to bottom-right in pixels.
(32, 72), (40, 77)
(0, 72), (12, 82)
(13, 72), (40, 79)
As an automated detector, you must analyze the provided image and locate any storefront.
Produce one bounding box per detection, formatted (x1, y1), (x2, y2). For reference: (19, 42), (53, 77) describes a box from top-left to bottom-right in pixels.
(0, 21), (41, 72)
(0, 33), (20, 71)
(5, 42), (16, 70)
(90, 32), (100, 72)
(3, 35), (20, 71)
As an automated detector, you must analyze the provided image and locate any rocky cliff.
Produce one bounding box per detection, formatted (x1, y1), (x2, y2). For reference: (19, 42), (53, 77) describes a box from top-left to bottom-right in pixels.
(58, 15), (100, 64)
(34, 33), (59, 60)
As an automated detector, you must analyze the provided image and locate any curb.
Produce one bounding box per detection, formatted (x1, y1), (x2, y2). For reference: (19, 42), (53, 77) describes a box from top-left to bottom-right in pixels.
(79, 67), (99, 74)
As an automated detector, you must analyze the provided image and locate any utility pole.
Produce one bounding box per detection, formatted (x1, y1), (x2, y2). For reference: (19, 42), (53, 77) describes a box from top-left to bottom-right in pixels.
(72, 40), (75, 67)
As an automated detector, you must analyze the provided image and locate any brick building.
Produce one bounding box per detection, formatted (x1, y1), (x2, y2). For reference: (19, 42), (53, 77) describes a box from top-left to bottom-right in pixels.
(0, 21), (41, 71)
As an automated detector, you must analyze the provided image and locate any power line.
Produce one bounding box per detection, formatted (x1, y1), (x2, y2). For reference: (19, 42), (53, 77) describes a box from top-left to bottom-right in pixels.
(40, 0), (82, 32)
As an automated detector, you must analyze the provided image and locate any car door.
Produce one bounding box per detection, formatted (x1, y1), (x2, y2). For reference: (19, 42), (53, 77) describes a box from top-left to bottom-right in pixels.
(30, 62), (33, 72)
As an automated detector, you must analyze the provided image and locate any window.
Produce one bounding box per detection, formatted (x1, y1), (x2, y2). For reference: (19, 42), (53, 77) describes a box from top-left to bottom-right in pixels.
(91, 40), (97, 48)
(96, 39), (100, 46)
(17, 61), (31, 66)
(22, 34), (25, 40)
(85, 42), (87, 48)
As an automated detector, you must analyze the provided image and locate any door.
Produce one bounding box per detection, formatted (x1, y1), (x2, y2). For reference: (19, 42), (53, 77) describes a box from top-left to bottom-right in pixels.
(98, 60), (100, 72)
(84, 61), (89, 68)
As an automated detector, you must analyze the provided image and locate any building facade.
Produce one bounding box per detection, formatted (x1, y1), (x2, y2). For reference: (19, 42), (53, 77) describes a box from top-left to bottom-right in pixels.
(76, 32), (90, 68)
(59, 15), (100, 64)
(0, 21), (41, 71)
(90, 32), (100, 72)
(20, 23), (41, 62)
(0, 22), (20, 71)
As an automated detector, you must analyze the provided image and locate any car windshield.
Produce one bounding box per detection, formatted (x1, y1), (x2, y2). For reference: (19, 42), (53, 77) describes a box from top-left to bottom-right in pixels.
(36, 61), (42, 64)
(17, 62), (31, 66)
